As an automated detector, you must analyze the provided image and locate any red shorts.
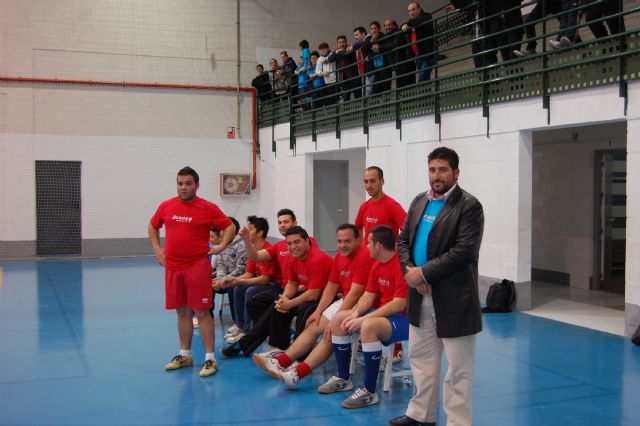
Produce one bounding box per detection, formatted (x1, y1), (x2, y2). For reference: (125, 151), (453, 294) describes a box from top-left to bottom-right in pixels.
(165, 256), (213, 310)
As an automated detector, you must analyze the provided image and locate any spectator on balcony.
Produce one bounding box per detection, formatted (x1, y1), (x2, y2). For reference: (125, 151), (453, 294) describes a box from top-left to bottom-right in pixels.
(368, 21), (392, 94)
(498, 0), (524, 61)
(269, 58), (288, 98)
(308, 51), (325, 109)
(549, 0), (580, 49)
(328, 35), (362, 101)
(251, 64), (272, 104)
(380, 18), (416, 88)
(280, 50), (297, 97)
(315, 42), (337, 106)
(348, 26), (375, 96)
(402, 2), (435, 82)
(514, 0), (563, 57)
(294, 57), (310, 112)
(585, 0), (626, 40)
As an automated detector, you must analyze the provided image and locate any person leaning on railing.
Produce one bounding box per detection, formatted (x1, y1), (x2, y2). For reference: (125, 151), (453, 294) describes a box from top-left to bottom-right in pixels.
(327, 34), (362, 101)
(251, 64), (272, 104)
(401, 2), (435, 82)
(315, 42), (337, 108)
(379, 18), (416, 89)
(268, 58), (288, 98)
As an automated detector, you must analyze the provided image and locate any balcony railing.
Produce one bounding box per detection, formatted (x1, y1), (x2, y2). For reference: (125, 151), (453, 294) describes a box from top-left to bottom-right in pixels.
(257, 1), (640, 152)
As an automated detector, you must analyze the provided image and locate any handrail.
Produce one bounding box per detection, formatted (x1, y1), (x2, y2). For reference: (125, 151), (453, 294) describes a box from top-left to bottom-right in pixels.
(257, 0), (638, 147)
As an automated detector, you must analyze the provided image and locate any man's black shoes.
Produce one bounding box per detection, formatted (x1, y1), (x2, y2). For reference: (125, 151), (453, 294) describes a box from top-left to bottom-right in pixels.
(388, 415), (435, 426)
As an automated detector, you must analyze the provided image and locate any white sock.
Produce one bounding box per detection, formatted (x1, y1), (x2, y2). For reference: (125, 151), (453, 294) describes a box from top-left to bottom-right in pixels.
(205, 352), (215, 361)
(180, 349), (192, 357)
(331, 335), (351, 345)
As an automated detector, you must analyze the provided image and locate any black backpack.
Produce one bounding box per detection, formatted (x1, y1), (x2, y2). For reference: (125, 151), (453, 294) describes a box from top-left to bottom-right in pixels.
(633, 322), (640, 346)
(482, 279), (516, 313)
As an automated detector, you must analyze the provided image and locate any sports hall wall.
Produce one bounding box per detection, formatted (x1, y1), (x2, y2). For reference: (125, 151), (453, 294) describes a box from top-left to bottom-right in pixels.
(0, 0), (426, 257)
(257, 83), (640, 336)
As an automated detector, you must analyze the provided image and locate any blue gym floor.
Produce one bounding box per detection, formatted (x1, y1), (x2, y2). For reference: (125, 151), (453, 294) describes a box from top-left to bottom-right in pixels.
(1, 258), (639, 426)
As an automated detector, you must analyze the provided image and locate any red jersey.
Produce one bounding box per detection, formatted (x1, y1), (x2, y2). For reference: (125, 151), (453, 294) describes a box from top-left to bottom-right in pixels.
(150, 196), (232, 271)
(265, 239), (292, 288)
(355, 194), (406, 244)
(329, 245), (374, 296)
(365, 254), (408, 308)
(287, 243), (333, 290)
(246, 241), (284, 287)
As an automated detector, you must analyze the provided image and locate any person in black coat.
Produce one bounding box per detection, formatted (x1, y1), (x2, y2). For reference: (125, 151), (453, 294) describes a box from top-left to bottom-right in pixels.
(402, 2), (435, 82)
(379, 18), (416, 89)
(390, 147), (484, 426)
(251, 64), (272, 103)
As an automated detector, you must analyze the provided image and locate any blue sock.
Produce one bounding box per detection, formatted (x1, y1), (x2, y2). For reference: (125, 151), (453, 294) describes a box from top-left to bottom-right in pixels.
(362, 342), (383, 393)
(332, 335), (352, 380)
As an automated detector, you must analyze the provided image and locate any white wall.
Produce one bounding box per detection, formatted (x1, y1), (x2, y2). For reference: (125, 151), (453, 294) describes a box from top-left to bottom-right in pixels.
(1, 0), (446, 253)
(258, 82), (640, 318)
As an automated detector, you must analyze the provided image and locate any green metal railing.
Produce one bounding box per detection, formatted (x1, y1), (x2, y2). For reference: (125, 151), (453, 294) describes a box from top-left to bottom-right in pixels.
(257, 1), (639, 152)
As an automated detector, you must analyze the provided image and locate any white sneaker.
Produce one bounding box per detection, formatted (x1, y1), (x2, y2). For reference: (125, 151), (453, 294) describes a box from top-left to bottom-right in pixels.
(256, 347), (284, 358)
(224, 324), (240, 339)
(253, 353), (285, 378)
(277, 367), (300, 389)
(549, 39), (562, 50)
(225, 331), (245, 344)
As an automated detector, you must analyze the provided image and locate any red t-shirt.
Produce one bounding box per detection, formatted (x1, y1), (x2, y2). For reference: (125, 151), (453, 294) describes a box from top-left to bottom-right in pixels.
(411, 30), (418, 58)
(265, 239), (292, 288)
(355, 194), (407, 243)
(329, 245), (374, 296)
(365, 254), (408, 308)
(287, 244), (333, 290)
(149, 196), (232, 271)
(246, 241), (284, 287)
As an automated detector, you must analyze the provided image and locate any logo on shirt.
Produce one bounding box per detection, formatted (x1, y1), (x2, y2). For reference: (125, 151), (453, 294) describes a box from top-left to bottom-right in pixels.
(297, 273), (309, 282)
(366, 217), (379, 224)
(279, 251), (290, 257)
(201, 297), (209, 303)
(423, 214), (436, 222)
(340, 270), (351, 278)
(172, 215), (193, 223)
(378, 278), (390, 287)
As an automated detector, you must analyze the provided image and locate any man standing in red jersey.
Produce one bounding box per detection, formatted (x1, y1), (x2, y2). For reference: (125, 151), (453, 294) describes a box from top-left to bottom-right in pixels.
(148, 166), (236, 377)
(355, 166), (407, 361)
(355, 166), (407, 244)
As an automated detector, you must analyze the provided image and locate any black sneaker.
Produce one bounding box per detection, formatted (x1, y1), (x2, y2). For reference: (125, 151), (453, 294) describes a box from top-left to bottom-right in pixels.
(221, 343), (242, 358)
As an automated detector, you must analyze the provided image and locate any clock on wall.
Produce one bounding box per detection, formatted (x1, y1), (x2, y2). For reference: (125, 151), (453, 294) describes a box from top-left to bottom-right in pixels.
(220, 173), (251, 196)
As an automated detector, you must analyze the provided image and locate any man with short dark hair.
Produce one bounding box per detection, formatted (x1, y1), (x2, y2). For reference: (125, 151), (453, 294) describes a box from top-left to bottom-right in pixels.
(222, 221), (332, 358)
(251, 64), (272, 103)
(355, 166), (407, 245)
(328, 35), (362, 100)
(318, 225), (409, 409)
(220, 216), (281, 340)
(391, 147), (484, 426)
(380, 18), (416, 88)
(148, 166), (236, 377)
(401, 2), (435, 82)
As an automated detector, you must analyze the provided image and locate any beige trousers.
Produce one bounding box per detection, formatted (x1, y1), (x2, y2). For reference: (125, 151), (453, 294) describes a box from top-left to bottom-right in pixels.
(406, 294), (476, 426)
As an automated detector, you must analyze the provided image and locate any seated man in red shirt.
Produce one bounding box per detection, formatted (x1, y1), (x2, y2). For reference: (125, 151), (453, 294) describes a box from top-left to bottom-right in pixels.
(320, 225), (409, 409)
(253, 223), (373, 384)
(222, 226), (333, 357)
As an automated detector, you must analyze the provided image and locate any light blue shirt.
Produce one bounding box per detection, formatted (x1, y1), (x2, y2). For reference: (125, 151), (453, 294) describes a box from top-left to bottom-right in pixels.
(412, 198), (446, 267)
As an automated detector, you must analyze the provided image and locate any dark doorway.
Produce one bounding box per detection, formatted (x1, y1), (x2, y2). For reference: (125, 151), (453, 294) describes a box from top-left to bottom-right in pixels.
(35, 161), (82, 256)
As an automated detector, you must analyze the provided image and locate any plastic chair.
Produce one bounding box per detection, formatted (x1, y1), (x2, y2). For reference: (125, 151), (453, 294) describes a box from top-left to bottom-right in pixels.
(349, 336), (413, 392)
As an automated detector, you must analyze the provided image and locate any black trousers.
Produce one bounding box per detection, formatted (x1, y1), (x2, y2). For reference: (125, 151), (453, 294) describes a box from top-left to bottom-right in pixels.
(237, 288), (319, 356)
